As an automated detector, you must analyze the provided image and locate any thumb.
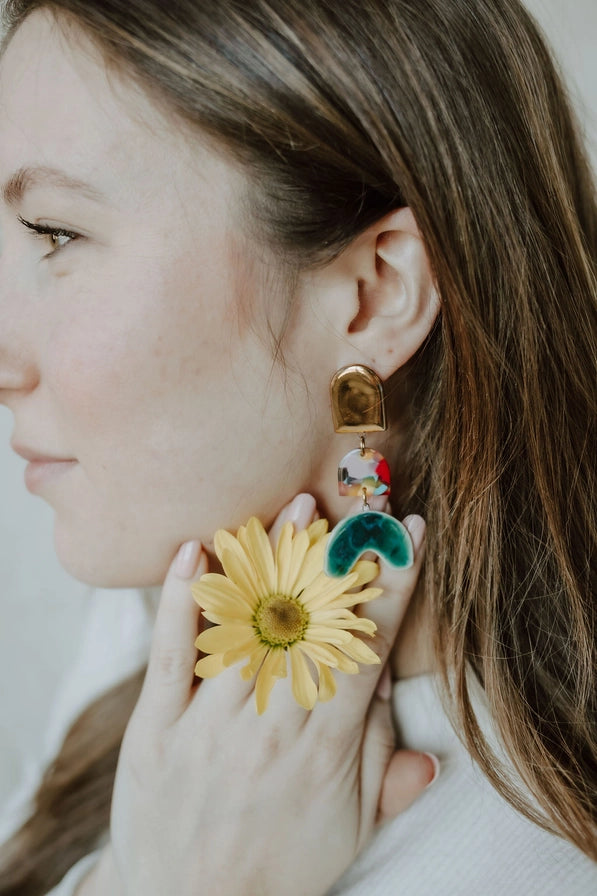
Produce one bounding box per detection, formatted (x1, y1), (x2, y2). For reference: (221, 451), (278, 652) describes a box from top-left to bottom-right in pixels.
(377, 750), (440, 823)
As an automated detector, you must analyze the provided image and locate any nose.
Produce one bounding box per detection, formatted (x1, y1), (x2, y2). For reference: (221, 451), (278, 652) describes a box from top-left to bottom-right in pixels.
(0, 249), (40, 403)
(0, 344), (39, 402)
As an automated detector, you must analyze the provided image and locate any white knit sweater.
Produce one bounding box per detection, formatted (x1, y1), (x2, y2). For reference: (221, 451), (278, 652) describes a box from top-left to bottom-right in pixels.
(2, 589), (595, 896)
(331, 674), (597, 894)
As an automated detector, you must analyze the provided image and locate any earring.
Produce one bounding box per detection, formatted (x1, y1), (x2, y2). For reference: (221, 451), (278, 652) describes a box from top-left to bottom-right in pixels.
(324, 365), (414, 577)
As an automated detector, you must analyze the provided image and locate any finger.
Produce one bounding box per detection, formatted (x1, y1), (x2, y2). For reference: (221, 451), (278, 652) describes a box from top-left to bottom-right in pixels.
(136, 540), (206, 728)
(325, 515), (426, 725)
(357, 513), (426, 644)
(359, 672), (438, 838)
(377, 749), (439, 822)
(357, 690), (399, 844)
(375, 662), (393, 700)
(268, 492), (317, 547)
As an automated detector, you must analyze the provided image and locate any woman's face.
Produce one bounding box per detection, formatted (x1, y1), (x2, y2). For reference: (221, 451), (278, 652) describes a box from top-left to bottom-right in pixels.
(0, 12), (336, 586)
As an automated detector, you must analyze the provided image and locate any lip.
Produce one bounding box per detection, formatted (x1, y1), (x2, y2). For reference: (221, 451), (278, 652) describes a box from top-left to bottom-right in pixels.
(23, 458), (78, 493)
(11, 442), (78, 494)
(10, 442), (76, 465)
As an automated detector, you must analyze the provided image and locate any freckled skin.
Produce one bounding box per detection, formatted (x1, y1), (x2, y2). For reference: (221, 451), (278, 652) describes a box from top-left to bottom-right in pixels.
(0, 15), (437, 596)
(0, 11), (345, 587)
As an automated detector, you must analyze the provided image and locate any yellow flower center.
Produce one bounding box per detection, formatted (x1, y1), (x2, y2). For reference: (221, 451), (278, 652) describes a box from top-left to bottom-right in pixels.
(253, 594), (309, 648)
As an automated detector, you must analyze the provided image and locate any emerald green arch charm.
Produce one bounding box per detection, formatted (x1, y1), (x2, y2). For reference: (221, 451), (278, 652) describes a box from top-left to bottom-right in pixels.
(324, 511), (414, 578)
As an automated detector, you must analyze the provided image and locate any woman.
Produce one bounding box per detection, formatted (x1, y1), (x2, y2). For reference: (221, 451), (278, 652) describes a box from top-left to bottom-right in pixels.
(0, 0), (595, 894)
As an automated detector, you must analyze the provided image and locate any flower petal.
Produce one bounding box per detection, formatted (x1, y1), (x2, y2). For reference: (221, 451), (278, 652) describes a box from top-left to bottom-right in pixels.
(297, 640), (341, 668)
(282, 528), (310, 596)
(214, 526), (263, 599)
(193, 591), (254, 623)
(289, 645), (318, 710)
(317, 662), (337, 702)
(323, 587), (383, 610)
(339, 617), (377, 635)
(309, 607), (359, 622)
(223, 634), (263, 667)
(192, 574), (255, 613)
(194, 653), (226, 678)
(239, 517), (276, 594)
(270, 646), (288, 678)
(314, 643), (359, 674)
(218, 547), (262, 605)
(240, 644), (269, 681)
(292, 540), (328, 595)
(351, 560), (380, 587)
(300, 571), (360, 610)
(304, 625), (353, 645)
(307, 518), (329, 544)
(339, 637), (381, 666)
(310, 609), (377, 636)
(275, 521), (294, 593)
(201, 606), (253, 626)
(195, 624), (252, 654)
(214, 526), (245, 560)
(255, 648), (287, 714)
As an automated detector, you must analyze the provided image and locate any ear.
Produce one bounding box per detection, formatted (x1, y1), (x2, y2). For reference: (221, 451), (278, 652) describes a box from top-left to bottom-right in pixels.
(324, 208), (440, 379)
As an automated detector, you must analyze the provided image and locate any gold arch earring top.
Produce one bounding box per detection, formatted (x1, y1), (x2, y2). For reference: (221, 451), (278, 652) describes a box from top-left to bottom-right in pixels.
(330, 365), (387, 433)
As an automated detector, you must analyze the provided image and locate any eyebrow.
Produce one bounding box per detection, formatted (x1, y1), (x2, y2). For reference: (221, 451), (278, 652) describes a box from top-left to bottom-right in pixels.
(2, 165), (106, 207)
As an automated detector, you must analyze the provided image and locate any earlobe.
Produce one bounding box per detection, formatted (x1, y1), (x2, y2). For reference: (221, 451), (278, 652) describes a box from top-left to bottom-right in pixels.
(344, 208), (440, 379)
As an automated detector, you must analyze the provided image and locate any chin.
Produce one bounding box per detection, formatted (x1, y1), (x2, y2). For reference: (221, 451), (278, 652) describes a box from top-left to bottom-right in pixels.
(53, 524), (170, 589)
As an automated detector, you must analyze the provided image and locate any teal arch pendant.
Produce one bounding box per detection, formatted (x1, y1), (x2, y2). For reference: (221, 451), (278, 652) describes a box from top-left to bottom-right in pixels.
(324, 511), (414, 578)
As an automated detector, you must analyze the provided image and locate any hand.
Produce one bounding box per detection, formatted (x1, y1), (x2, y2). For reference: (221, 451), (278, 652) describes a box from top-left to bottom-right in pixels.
(83, 495), (435, 896)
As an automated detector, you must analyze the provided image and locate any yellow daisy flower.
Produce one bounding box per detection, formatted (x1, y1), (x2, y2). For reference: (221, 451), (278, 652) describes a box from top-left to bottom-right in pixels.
(192, 517), (383, 714)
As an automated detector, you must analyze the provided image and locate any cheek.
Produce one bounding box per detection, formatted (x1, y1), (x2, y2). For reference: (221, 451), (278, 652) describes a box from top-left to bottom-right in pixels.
(45, 260), (217, 436)
(49, 329), (136, 423)
(41, 262), (325, 587)
(52, 497), (181, 587)
(43, 265), (259, 512)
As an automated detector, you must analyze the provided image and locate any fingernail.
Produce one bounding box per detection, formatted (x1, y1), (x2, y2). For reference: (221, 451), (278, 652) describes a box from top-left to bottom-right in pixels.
(175, 540), (201, 579)
(402, 515), (426, 554)
(423, 752), (440, 788)
(286, 493), (317, 528)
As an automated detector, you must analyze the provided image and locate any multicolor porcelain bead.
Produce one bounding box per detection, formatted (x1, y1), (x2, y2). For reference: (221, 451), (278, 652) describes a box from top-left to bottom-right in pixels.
(338, 447), (391, 497)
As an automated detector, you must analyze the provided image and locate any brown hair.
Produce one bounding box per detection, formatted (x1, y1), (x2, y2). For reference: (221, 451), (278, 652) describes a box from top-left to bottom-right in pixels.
(1, 0), (596, 890)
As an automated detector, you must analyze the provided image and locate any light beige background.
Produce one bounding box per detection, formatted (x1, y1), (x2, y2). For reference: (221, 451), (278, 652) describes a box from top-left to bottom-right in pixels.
(0, 0), (596, 802)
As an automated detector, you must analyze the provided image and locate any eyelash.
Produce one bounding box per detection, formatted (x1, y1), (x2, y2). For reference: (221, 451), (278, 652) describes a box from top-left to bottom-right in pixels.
(17, 215), (79, 257)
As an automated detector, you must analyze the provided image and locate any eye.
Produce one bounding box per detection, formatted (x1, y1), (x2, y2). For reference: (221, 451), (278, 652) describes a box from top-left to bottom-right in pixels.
(49, 230), (74, 250)
(17, 215), (79, 257)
